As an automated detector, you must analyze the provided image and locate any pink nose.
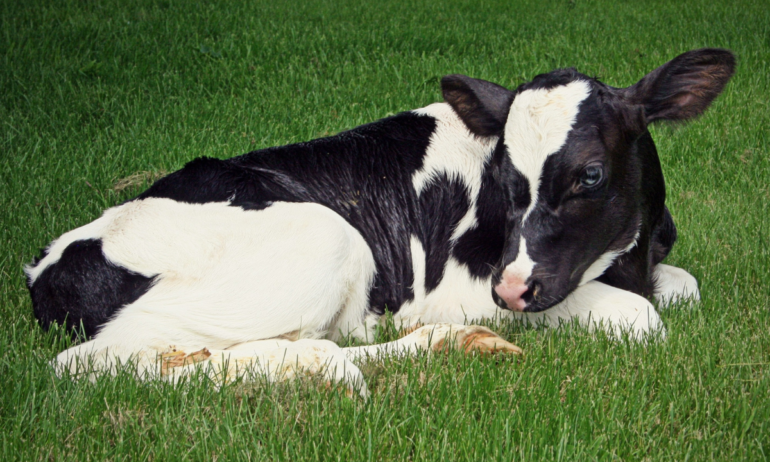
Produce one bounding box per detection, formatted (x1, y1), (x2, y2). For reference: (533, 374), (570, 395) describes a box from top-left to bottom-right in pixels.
(494, 272), (530, 311)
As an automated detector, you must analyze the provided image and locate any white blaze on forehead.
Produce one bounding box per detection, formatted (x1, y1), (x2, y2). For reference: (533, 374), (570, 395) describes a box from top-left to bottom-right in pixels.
(502, 238), (536, 282)
(504, 80), (591, 221)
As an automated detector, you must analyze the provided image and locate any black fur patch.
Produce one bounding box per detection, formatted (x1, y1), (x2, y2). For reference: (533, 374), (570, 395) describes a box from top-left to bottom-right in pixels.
(452, 157), (507, 279)
(515, 68), (588, 93)
(414, 175), (471, 291)
(28, 239), (155, 338)
(651, 207), (677, 266)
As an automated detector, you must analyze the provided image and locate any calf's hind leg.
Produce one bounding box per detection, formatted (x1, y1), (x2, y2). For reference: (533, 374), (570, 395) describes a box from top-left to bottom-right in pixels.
(52, 201), (379, 387)
(165, 339), (369, 398)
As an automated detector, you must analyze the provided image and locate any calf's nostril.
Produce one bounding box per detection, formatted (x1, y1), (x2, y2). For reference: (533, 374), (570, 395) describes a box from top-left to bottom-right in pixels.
(520, 281), (542, 305)
(531, 281), (542, 301)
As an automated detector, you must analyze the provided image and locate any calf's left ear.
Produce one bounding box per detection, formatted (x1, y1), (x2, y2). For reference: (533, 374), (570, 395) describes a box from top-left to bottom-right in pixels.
(442, 75), (514, 137)
(624, 48), (736, 124)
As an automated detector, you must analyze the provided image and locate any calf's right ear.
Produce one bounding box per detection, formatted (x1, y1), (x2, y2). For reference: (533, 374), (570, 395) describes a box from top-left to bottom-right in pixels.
(624, 48), (736, 124)
(442, 75), (514, 137)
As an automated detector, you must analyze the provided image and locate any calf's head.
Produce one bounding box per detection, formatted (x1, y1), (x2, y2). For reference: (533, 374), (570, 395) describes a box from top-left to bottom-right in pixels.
(442, 48), (735, 312)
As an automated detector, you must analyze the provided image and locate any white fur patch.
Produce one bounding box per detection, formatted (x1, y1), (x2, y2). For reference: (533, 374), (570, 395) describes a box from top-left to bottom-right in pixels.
(579, 232), (640, 286)
(25, 212), (115, 283)
(504, 80), (591, 221)
(411, 103), (498, 241)
(653, 263), (700, 305)
(502, 238), (536, 282)
(408, 236), (427, 302)
(395, 237), (504, 327)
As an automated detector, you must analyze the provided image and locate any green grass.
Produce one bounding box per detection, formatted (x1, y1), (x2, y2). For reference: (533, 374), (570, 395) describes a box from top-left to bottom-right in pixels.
(1, 0), (769, 459)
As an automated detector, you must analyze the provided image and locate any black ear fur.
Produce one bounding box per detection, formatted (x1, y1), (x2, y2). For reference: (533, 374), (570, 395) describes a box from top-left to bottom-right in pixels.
(441, 75), (514, 137)
(626, 48), (736, 124)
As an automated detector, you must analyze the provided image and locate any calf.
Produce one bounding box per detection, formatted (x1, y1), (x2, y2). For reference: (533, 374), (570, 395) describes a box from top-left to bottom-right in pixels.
(26, 49), (734, 395)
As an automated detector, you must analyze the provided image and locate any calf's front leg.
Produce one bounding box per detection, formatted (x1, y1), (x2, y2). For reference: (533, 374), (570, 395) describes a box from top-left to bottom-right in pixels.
(343, 323), (523, 361)
(653, 263), (700, 306)
(514, 280), (666, 340)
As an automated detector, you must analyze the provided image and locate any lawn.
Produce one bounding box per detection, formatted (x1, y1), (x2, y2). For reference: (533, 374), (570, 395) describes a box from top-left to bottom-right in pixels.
(1, 0), (769, 459)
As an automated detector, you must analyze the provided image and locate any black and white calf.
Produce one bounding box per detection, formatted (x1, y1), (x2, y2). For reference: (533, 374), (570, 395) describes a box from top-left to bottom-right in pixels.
(26, 49), (734, 395)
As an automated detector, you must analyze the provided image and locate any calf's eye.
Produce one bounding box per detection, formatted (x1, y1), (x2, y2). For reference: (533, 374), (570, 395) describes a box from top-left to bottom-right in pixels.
(580, 164), (604, 188)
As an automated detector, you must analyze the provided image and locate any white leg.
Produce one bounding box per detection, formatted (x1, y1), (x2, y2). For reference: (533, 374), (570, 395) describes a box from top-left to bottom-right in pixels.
(343, 323), (522, 362)
(55, 338), (369, 397)
(169, 339), (369, 398)
(512, 280), (666, 340)
(53, 339), (163, 380)
(653, 263), (700, 306)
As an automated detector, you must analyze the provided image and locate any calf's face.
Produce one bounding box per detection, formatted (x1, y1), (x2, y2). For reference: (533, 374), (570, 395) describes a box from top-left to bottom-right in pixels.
(442, 48), (735, 312)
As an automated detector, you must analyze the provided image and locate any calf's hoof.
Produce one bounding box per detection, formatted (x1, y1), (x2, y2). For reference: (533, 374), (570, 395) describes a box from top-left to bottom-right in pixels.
(409, 324), (523, 356)
(451, 325), (524, 355)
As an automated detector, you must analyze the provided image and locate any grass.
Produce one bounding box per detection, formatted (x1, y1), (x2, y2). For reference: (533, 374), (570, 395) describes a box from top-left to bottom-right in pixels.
(1, 0), (769, 459)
